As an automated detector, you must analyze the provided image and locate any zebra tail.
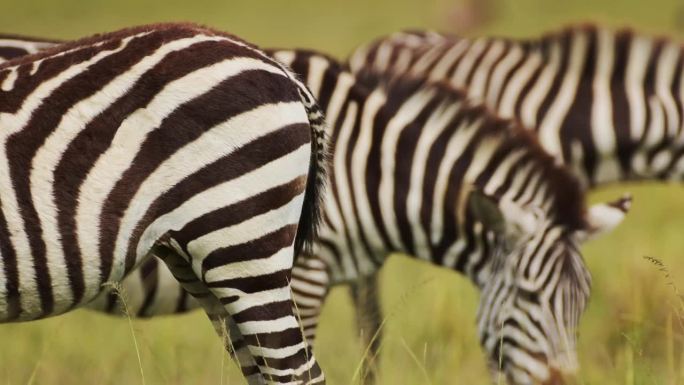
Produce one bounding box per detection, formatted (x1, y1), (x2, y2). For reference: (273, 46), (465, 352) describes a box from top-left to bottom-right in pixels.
(293, 85), (328, 259)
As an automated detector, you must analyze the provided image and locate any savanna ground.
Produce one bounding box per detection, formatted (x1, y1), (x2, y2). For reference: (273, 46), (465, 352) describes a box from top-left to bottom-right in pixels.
(0, 0), (683, 384)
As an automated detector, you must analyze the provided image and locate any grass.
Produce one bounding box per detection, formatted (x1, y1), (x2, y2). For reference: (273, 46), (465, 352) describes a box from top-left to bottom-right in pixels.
(0, 0), (683, 384)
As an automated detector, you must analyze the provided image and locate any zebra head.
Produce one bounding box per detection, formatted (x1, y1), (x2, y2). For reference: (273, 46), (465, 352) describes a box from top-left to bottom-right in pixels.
(470, 190), (631, 385)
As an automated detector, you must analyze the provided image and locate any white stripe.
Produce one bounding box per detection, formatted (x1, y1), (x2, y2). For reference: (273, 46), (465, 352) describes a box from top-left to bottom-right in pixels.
(450, 38), (487, 88)
(643, 95), (666, 153)
(517, 169), (543, 206)
(373, 41), (394, 72)
(394, 48), (415, 74)
(381, 88), (435, 250)
(259, 355), (319, 378)
(249, 341), (311, 359)
(332, 102), (363, 277)
(501, 162), (535, 203)
(538, 30), (588, 158)
(483, 149), (526, 195)
(293, 294), (324, 308)
(411, 44), (448, 74)
(306, 56), (329, 98)
(486, 44), (524, 110)
(429, 39), (469, 81)
(0, 68), (18, 91)
(464, 222), (485, 277)
(202, 242), (294, 283)
(591, 29), (620, 183)
(625, 35), (652, 142)
(430, 118), (480, 244)
(313, 73), (355, 237)
(655, 42), (680, 141)
(348, 44), (370, 73)
(292, 268), (327, 285)
(351, 90), (387, 264)
(469, 40), (506, 102)
(441, 239), (466, 269)
(0, 39), (52, 51)
(291, 279), (327, 297)
(237, 315), (300, 334)
(271, 50), (295, 67)
(520, 42), (560, 128)
(498, 52), (542, 119)
(407, 102), (460, 259)
(506, 346), (551, 382)
(212, 286), (291, 314)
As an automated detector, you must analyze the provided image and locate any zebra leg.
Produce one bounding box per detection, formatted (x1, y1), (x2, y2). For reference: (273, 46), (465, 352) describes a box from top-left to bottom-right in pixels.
(166, 236), (325, 384)
(154, 246), (263, 384)
(349, 273), (383, 384)
(290, 255), (331, 346)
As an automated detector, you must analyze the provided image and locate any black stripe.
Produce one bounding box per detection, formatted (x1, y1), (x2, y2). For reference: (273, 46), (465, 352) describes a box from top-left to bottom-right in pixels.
(0, 197), (21, 320)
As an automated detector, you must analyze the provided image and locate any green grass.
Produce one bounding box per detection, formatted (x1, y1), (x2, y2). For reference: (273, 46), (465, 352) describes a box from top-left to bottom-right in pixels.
(0, 0), (683, 384)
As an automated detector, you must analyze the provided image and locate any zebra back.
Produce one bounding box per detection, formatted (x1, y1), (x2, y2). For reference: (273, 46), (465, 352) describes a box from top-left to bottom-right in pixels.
(349, 24), (684, 187)
(0, 27), (328, 260)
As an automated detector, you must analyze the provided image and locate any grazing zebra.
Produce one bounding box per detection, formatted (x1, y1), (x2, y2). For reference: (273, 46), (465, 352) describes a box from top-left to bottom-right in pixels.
(269, 50), (630, 385)
(345, 24), (684, 375)
(0, 24), (327, 385)
(0, 36), (631, 383)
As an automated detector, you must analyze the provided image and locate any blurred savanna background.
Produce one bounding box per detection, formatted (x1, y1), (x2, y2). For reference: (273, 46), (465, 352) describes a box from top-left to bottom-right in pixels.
(0, 0), (683, 384)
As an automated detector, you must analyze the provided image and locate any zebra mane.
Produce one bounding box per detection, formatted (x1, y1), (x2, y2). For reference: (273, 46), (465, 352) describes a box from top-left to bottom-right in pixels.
(356, 68), (588, 231)
(0, 22), (254, 70)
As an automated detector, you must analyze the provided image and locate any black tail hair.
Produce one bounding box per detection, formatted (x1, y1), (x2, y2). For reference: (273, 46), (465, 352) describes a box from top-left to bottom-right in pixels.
(293, 85), (328, 258)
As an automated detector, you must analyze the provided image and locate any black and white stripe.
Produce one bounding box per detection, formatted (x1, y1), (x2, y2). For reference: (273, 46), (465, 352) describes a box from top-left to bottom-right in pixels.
(349, 25), (684, 188)
(0, 24), (326, 384)
(272, 50), (629, 385)
(0, 34), (57, 62)
(0, 30), (633, 384)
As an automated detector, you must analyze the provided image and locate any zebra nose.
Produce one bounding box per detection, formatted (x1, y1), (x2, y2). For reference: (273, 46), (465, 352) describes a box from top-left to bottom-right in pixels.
(539, 367), (578, 385)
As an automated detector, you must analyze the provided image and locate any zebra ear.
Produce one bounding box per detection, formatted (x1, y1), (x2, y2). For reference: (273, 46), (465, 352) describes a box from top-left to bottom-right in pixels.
(579, 193), (632, 242)
(467, 189), (537, 238)
(468, 189), (506, 235)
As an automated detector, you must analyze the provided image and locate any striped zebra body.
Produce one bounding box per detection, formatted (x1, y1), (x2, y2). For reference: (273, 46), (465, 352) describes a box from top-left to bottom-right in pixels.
(0, 33), (631, 384)
(272, 50), (630, 385)
(349, 25), (684, 187)
(0, 24), (326, 384)
(345, 27), (681, 381)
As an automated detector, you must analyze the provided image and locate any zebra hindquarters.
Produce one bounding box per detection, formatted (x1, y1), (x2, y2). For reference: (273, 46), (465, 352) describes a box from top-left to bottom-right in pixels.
(158, 133), (324, 384)
(349, 273), (383, 385)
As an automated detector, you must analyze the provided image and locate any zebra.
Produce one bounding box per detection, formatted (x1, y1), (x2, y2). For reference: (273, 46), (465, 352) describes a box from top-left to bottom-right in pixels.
(344, 23), (684, 374)
(0, 24), (327, 385)
(269, 50), (630, 385)
(0, 36), (631, 383)
(349, 25), (684, 187)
